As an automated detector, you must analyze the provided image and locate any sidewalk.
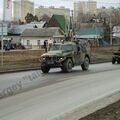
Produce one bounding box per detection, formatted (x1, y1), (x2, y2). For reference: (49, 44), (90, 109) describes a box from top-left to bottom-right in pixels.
(80, 100), (120, 120)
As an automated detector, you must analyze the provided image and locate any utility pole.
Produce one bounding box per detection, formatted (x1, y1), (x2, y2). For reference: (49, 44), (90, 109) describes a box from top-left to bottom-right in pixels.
(109, 13), (112, 45)
(1, 22), (4, 65)
(70, 10), (74, 38)
(71, 10), (73, 29)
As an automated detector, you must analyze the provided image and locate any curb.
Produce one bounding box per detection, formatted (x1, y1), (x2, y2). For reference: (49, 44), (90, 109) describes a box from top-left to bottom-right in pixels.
(0, 61), (111, 74)
(0, 67), (41, 74)
(52, 89), (120, 120)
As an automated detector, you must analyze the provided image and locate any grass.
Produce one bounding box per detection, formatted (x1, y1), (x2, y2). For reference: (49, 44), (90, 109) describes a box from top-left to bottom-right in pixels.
(0, 49), (44, 72)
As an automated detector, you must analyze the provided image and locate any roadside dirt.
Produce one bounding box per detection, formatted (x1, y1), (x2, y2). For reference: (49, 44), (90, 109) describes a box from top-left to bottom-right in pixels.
(79, 100), (120, 120)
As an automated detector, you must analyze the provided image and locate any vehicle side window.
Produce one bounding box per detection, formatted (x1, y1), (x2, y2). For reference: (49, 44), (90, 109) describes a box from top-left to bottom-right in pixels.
(73, 45), (77, 52)
(62, 44), (73, 51)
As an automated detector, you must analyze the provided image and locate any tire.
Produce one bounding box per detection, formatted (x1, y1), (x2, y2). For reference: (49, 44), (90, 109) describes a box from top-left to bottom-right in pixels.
(61, 66), (64, 71)
(117, 60), (120, 64)
(81, 57), (89, 71)
(41, 64), (50, 73)
(112, 58), (116, 64)
(62, 59), (73, 73)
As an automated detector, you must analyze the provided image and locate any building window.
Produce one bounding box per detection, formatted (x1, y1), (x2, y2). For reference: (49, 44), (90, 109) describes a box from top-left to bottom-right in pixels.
(27, 40), (30, 46)
(37, 40), (41, 45)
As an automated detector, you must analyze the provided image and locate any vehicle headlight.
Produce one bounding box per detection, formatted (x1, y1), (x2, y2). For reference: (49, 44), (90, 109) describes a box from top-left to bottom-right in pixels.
(60, 57), (64, 60)
(59, 57), (65, 62)
(42, 57), (46, 60)
(40, 57), (46, 61)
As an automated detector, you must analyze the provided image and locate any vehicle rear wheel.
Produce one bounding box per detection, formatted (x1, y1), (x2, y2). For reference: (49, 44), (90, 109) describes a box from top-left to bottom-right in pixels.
(62, 59), (73, 73)
(81, 57), (89, 71)
(41, 64), (50, 73)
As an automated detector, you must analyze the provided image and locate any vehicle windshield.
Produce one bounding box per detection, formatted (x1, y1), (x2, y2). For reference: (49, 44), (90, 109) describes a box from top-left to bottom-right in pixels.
(49, 44), (61, 51)
(49, 44), (73, 51)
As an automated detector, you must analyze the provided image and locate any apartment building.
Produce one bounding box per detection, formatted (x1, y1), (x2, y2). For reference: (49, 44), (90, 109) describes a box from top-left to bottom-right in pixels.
(35, 6), (70, 21)
(74, 1), (97, 21)
(13, 0), (34, 22)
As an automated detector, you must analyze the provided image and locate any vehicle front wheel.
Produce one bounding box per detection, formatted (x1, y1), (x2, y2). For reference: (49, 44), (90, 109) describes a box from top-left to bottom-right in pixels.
(117, 60), (120, 64)
(112, 58), (116, 64)
(62, 59), (73, 73)
(41, 65), (50, 73)
(81, 57), (89, 71)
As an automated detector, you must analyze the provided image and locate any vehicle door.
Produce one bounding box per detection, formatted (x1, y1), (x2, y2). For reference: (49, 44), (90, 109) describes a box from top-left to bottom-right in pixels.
(80, 43), (88, 62)
(73, 44), (81, 65)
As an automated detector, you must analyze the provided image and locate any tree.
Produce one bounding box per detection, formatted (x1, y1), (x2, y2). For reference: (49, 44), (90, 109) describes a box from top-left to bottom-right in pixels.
(110, 8), (120, 26)
(34, 15), (39, 22)
(79, 13), (96, 23)
(97, 7), (120, 26)
(25, 13), (39, 23)
(103, 18), (111, 42)
(25, 13), (34, 23)
(40, 14), (51, 22)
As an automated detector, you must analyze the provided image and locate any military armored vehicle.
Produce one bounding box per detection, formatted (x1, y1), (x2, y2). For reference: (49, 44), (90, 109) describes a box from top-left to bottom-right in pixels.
(40, 40), (91, 73)
(112, 49), (120, 64)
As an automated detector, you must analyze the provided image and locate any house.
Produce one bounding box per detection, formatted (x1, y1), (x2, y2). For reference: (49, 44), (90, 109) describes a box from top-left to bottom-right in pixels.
(21, 27), (65, 49)
(7, 21), (46, 46)
(9, 21), (46, 35)
(75, 26), (105, 46)
(45, 14), (69, 33)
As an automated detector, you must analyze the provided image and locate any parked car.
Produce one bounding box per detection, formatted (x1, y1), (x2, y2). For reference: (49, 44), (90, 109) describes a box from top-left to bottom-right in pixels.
(112, 49), (120, 64)
(4, 42), (12, 51)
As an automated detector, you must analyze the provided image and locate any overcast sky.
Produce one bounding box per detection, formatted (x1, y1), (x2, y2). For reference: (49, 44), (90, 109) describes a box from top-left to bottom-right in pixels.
(33, 0), (120, 8)
(0, 0), (120, 20)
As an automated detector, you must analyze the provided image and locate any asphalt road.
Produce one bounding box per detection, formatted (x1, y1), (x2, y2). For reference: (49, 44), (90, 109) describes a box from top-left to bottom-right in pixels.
(0, 63), (120, 98)
(0, 63), (120, 120)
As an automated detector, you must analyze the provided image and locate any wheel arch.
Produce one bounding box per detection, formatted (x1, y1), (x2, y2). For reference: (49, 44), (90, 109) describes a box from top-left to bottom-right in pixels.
(85, 54), (90, 63)
(67, 57), (74, 66)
